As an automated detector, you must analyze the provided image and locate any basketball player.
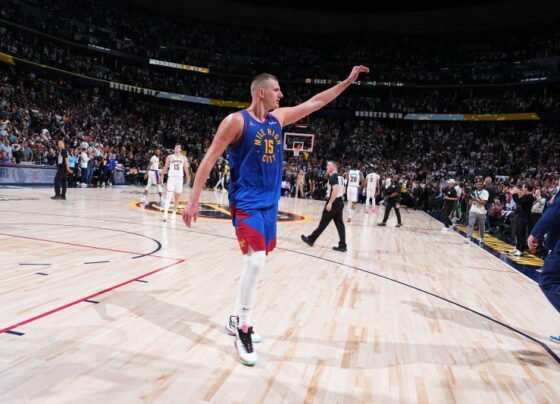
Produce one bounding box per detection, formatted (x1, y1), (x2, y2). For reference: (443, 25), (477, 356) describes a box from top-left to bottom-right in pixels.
(141, 149), (163, 205)
(161, 144), (191, 222)
(214, 162), (227, 191)
(364, 166), (380, 213)
(183, 65), (369, 366)
(301, 160), (347, 252)
(345, 165), (363, 222)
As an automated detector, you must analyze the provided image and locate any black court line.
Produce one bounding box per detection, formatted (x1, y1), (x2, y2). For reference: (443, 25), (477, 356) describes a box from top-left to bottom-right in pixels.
(6, 330), (24, 336)
(19, 263), (51, 266)
(135, 280), (148, 283)
(2, 208), (558, 365)
(35, 272), (49, 276)
(1, 222), (161, 259)
(84, 260), (110, 265)
(277, 246), (560, 365)
(84, 300), (99, 304)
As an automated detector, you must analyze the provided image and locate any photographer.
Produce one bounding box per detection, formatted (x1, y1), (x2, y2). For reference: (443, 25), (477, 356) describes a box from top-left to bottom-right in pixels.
(466, 177), (489, 244)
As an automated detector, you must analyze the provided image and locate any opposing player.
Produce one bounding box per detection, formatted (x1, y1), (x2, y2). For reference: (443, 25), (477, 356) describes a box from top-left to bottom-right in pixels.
(365, 166), (380, 213)
(183, 65), (369, 366)
(161, 144), (191, 222)
(345, 165), (363, 222)
(141, 149), (162, 205)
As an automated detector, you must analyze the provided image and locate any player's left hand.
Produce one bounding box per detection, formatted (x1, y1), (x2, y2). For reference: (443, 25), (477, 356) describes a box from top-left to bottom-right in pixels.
(182, 200), (199, 228)
(347, 65), (370, 83)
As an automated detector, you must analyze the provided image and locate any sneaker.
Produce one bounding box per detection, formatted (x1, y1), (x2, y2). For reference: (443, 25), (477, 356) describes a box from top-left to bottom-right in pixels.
(301, 235), (314, 247)
(51, 195), (61, 200)
(549, 335), (560, 344)
(225, 316), (262, 343)
(347, 217), (352, 223)
(233, 323), (258, 366)
(442, 227), (449, 231)
(60, 196), (66, 200)
(377, 222), (386, 226)
(332, 246), (347, 252)
(513, 250), (524, 257)
(395, 223), (403, 228)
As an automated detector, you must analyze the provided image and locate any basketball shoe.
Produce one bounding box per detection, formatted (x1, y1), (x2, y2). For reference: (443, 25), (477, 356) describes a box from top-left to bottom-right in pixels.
(230, 317), (258, 366)
(225, 315), (262, 343)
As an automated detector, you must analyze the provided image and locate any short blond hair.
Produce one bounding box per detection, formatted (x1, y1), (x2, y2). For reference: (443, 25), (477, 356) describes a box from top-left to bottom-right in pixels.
(250, 73), (278, 95)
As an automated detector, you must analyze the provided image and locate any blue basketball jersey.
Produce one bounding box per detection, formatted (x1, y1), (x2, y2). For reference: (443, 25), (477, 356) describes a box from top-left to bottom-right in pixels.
(227, 110), (283, 210)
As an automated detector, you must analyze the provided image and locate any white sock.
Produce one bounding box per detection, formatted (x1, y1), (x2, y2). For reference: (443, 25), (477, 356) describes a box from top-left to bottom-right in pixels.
(233, 249), (266, 326)
(349, 208), (355, 218)
(163, 191), (173, 215)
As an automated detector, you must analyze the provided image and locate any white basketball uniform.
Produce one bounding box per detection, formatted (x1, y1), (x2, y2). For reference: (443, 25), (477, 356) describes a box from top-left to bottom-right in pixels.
(167, 155), (188, 193)
(366, 172), (380, 206)
(346, 169), (361, 203)
(145, 155), (162, 192)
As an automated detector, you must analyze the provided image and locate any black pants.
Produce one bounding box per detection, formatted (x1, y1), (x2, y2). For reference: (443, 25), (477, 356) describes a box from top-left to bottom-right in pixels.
(54, 167), (68, 197)
(441, 203), (454, 228)
(515, 215), (529, 251)
(382, 200), (402, 224)
(308, 198), (346, 247)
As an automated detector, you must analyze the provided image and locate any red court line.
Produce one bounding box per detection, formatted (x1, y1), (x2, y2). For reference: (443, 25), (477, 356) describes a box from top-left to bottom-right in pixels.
(0, 259), (185, 334)
(0, 231), (180, 261)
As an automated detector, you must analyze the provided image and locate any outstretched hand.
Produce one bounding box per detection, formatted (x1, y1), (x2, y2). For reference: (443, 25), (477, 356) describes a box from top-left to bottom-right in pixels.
(347, 65), (370, 83)
(182, 200), (199, 228)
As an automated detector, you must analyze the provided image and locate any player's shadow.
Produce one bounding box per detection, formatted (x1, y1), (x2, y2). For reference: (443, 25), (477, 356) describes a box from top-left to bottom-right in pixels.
(92, 289), (556, 372)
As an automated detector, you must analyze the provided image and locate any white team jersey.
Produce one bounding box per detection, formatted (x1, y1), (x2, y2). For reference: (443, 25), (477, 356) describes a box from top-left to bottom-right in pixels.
(348, 170), (361, 187)
(327, 174), (345, 199)
(168, 155), (188, 178)
(149, 155), (160, 170)
(366, 172), (380, 189)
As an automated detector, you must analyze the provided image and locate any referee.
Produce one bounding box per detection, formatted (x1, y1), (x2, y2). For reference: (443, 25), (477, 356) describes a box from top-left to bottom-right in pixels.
(301, 160), (347, 252)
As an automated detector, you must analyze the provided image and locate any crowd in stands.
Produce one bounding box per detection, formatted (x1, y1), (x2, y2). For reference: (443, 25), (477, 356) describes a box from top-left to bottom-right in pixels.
(1, 23), (559, 116)
(2, 0), (559, 84)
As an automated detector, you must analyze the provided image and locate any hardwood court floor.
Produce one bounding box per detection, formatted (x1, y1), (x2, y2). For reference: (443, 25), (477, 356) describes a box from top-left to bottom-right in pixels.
(0, 186), (558, 403)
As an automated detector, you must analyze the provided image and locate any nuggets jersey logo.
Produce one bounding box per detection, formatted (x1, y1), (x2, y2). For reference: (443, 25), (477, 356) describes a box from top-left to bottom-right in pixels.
(254, 128), (282, 164)
(227, 110), (283, 210)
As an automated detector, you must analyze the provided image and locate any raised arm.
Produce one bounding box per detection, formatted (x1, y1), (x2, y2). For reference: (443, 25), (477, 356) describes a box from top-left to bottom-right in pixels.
(272, 65), (369, 127)
(182, 113), (243, 227)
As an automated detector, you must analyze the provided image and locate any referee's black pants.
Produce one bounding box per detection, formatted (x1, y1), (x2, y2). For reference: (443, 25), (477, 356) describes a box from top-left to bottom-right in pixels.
(54, 167), (68, 197)
(308, 198), (346, 248)
(381, 200), (402, 224)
